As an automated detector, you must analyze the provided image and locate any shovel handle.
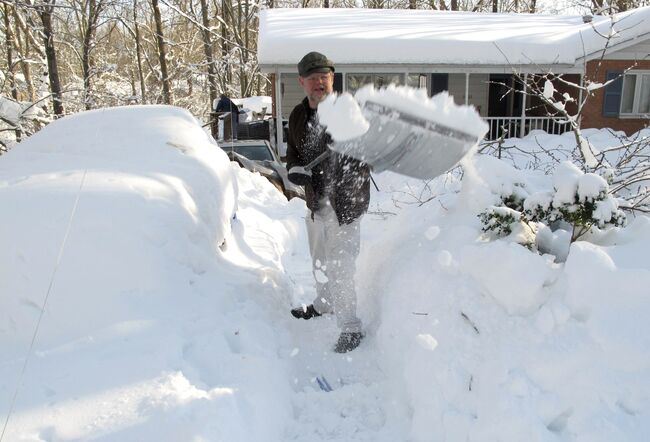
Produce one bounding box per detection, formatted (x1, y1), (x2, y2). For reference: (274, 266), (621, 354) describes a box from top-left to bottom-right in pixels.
(304, 149), (331, 171)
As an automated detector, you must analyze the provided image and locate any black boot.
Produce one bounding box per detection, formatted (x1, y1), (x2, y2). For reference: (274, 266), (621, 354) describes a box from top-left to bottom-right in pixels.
(333, 332), (364, 353)
(290, 304), (322, 320)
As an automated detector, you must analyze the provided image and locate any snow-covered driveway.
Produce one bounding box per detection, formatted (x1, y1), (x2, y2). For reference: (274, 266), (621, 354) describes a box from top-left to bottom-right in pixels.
(1, 105), (649, 441)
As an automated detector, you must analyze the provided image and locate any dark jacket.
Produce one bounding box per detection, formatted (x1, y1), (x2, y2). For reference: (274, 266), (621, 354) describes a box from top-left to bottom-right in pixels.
(216, 95), (238, 133)
(286, 97), (370, 225)
(216, 95), (237, 115)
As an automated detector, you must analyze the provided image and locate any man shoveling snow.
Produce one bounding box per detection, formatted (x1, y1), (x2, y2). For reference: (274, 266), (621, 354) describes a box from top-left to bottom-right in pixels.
(286, 52), (371, 353)
(286, 51), (487, 353)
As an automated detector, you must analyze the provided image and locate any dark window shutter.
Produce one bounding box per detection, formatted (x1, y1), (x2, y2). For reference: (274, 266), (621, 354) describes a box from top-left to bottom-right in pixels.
(334, 73), (343, 93)
(603, 71), (623, 117)
(431, 74), (449, 96)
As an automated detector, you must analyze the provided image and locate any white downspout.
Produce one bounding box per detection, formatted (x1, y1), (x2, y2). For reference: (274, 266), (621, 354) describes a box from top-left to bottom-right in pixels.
(520, 73), (528, 138)
(274, 69), (284, 157)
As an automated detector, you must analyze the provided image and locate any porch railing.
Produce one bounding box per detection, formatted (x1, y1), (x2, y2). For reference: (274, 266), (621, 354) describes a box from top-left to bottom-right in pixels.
(483, 117), (572, 141)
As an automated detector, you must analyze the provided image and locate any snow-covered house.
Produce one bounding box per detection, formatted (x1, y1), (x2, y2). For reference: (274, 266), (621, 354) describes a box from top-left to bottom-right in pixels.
(258, 7), (650, 150)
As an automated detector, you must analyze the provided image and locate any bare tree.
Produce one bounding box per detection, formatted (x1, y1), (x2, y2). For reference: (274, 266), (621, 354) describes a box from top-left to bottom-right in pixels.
(73, 0), (107, 110)
(132, 0), (147, 102)
(199, 0), (218, 107)
(39, 0), (64, 116)
(487, 16), (650, 214)
(151, 0), (171, 104)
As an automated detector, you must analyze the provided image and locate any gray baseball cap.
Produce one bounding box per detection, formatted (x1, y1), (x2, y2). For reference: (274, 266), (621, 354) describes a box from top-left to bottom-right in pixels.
(298, 52), (335, 77)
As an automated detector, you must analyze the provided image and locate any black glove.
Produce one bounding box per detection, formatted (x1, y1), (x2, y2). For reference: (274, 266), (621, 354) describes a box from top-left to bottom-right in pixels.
(288, 166), (312, 186)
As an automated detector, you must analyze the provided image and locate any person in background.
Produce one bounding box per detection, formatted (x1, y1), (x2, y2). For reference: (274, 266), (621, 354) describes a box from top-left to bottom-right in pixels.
(286, 51), (371, 353)
(216, 93), (238, 140)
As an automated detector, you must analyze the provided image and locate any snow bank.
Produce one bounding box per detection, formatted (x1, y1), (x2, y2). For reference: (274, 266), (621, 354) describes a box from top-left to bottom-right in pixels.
(0, 105), (236, 348)
(2, 102), (650, 441)
(0, 105), (298, 440)
(461, 241), (557, 315)
(364, 152), (650, 441)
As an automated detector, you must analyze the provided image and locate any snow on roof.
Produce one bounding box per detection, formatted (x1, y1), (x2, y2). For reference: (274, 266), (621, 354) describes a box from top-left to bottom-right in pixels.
(258, 7), (650, 68)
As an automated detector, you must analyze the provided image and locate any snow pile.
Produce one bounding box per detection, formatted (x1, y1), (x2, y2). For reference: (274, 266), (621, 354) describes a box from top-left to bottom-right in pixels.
(1, 102), (649, 441)
(367, 157), (650, 441)
(0, 105), (297, 440)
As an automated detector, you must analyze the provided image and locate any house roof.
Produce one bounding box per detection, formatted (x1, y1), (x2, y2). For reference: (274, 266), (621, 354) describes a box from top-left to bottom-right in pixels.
(257, 7), (650, 70)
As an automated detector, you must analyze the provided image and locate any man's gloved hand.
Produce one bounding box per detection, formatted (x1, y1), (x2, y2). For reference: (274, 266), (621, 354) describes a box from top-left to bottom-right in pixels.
(288, 166), (312, 186)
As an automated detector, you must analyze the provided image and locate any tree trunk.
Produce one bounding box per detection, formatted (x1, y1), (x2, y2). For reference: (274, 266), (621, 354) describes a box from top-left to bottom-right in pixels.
(451, 0), (458, 10)
(132, 0), (146, 103)
(11, 6), (35, 102)
(221, 0), (231, 88)
(409, 0), (417, 8)
(3, 3), (21, 140)
(82, 0), (98, 110)
(3, 4), (18, 101)
(40, 0), (64, 117)
(151, 0), (172, 104)
(199, 0), (218, 108)
(492, 0), (498, 12)
(591, 0), (603, 13)
(529, 0), (536, 13)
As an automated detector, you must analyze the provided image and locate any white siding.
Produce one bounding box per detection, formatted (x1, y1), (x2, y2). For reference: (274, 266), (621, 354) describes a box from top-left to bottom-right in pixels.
(448, 74), (489, 117)
(604, 41), (650, 60)
(280, 73), (303, 118)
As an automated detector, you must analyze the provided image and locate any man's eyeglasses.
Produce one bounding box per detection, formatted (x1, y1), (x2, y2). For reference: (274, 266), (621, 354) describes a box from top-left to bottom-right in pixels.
(304, 73), (332, 83)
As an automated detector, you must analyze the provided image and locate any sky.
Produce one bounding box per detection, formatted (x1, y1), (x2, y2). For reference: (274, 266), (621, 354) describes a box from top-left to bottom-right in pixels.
(0, 96), (649, 441)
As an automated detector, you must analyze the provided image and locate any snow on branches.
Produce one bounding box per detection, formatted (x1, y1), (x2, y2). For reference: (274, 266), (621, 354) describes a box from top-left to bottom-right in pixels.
(479, 160), (626, 257)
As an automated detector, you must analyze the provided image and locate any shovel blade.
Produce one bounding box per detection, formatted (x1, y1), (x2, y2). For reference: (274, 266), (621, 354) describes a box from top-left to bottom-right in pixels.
(331, 101), (484, 180)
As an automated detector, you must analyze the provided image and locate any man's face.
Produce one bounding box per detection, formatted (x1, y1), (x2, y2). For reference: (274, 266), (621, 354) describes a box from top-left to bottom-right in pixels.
(299, 71), (334, 107)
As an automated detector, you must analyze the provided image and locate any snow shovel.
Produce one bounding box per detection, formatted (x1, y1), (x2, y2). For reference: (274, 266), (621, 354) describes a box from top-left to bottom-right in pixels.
(328, 100), (485, 180)
(291, 100), (485, 182)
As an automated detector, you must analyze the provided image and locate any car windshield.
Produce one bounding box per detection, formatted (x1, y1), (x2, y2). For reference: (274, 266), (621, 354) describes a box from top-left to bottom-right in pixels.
(222, 144), (274, 162)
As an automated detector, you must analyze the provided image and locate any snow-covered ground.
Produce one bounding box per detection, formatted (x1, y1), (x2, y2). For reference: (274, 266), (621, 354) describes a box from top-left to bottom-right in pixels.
(1, 104), (649, 441)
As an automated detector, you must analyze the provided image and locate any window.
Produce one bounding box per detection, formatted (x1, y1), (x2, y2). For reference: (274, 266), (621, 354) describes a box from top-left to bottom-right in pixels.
(407, 74), (428, 89)
(619, 71), (650, 116)
(346, 73), (404, 94)
(221, 144), (274, 161)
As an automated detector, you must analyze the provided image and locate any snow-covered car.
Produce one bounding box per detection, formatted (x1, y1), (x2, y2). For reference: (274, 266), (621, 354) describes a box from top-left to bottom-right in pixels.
(219, 139), (304, 200)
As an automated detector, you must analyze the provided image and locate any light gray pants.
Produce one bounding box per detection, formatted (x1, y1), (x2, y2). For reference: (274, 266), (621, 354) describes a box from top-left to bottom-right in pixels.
(306, 201), (362, 333)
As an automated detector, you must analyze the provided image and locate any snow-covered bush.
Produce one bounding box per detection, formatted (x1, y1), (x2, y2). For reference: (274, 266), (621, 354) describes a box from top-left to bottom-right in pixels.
(479, 204), (521, 236)
(479, 161), (626, 248)
(0, 96), (49, 152)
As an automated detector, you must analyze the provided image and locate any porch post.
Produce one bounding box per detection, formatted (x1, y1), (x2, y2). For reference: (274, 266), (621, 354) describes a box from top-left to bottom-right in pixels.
(274, 69), (284, 156)
(465, 72), (470, 105)
(520, 73), (527, 138)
